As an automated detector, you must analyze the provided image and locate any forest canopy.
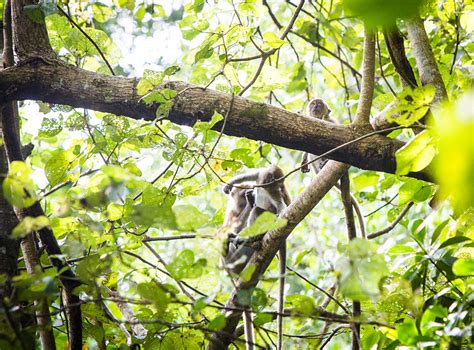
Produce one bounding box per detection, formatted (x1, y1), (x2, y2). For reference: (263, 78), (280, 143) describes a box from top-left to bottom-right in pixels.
(0, 0), (473, 349)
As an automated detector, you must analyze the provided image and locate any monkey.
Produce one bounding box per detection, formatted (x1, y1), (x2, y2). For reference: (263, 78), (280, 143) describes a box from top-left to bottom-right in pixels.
(224, 165), (291, 350)
(222, 186), (257, 274)
(301, 98), (366, 238)
(222, 184), (258, 350)
(223, 185), (255, 234)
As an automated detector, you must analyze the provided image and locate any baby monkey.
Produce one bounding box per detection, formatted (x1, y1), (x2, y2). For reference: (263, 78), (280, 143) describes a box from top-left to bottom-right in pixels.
(223, 165), (291, 350)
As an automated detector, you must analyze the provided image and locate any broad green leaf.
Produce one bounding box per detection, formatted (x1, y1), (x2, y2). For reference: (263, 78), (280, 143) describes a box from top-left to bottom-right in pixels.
(353, 172), (379, 191)
(452, 259), (474, 276)
(137, 283), (170, 310)
(286, 294), (316, 315)
(336, 239), (389, 300)
(106, 203), (123, 220)
(173, 205), (209, 231)
(387, 245), (416, 255)
(137, 69), (164, 95)
(239, 212), (287, 238)
(2, 161), (37, 208)
(396, 130), (436, 175)
(38, 116), (63, 137)
(439, 236), (471, 249)
(12, 216), (50, 237)
(253, 313), (273, 327)
(45, 151), (71, 186)
(396, 318), (418, 345)
(193, 111), (223, 132)
(207, 315), (226, 330)
(194, 45), (213, 63)
(166, 249), (205, 279)
(262, 32), (284, 49)
(399, 178), (427, 205)
(92, 3), (116, 23)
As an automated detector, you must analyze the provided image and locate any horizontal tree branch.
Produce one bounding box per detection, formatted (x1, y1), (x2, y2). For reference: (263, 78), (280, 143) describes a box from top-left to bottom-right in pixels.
(0, 60), (430, 181)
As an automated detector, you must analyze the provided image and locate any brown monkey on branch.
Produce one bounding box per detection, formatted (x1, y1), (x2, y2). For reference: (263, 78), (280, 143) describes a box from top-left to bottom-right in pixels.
(223, 165), (291, 350)
(222, 184), (257, 350)
(301, 98), (366, 238)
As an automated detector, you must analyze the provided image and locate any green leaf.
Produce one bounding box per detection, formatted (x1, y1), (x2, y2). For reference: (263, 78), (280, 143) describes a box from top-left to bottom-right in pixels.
(399, 179), (425, 205)
(12, 216), (50, 238)
(92, 3), (116, 23)
(439, 236), (471, 249)
(253, 312), (274, 327)
(396, 318), (418, 345)
(286, 294), (316, 315)
(45, 151), (71, 186)
(166, 249), (205, 279)
(452, 259), (474, 276)
(2, 161), (37, 208)
(396, 130), (436, 175)
(173, 205), (209, 231)
(193, 111), (223, 132)
(208, 315), (226, 330)
(262, 32), (285, 49)
(137, 69), (164, 95)
(433, 93), (474, 213)
(38, 116), (63, 137)
(106, 203), (123, 221)
(387, 245), (416, 256)
(194, 44), (213, 63)
(336, 239), (389, 300)
(136, 283), (170, 310)
(239, 212), (287, 238)
(353, 172), (379, 191)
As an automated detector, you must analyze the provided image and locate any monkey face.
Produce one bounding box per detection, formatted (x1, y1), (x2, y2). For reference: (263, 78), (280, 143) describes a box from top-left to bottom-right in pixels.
(308, 98), (330, 120)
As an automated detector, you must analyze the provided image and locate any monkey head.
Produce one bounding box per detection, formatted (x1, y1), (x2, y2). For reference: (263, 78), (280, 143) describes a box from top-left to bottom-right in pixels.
(308, 98), (331, 120)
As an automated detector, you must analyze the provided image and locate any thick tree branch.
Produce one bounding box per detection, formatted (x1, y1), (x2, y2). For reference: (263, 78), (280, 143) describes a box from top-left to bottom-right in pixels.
(2, 2), (83, 347)
(2, 5), (56, 347)
(405, 15), (448, 105)
(11, 0), (55, 60)
(0, 61), (431, 181)
(353, 26), (375, 126)
(383, 26), (417, 88)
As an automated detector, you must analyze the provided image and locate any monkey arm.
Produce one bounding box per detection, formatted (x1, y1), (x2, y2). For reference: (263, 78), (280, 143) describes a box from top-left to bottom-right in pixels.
(301, 152), (310, 173)
(223, 170), (260, 194)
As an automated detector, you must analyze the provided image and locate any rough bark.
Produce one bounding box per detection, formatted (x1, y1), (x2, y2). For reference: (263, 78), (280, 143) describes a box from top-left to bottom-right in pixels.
(405, 15), (448, 104)
(208, 161), (350, 349)
(0, 17), (20, 299)
(354, 27), (375, 127)
(383, 26), (417, 88)
(0, 61), (431, 182)
(2, 1), (83, 347)
(20, 234), (57, 350)
(11, 0), (56, 60)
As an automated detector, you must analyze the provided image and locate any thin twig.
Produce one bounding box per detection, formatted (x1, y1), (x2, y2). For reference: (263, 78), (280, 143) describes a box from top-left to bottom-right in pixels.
(56, 5), (115, 76)
(142, 234), (213, 242)
(367, 202), (414, 239)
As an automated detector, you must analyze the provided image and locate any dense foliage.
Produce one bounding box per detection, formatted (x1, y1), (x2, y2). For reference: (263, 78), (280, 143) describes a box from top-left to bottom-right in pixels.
(0, 0), (473, 349)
